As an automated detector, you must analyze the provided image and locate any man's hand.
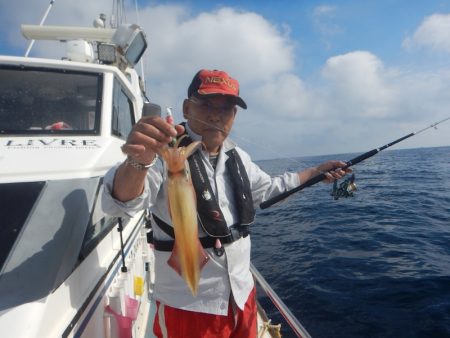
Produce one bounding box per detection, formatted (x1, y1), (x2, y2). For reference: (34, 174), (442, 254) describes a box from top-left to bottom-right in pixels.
(121, 115), (184, 164)
(112, 116), (184, 202)
(299, 160), (352, 185)
(315, 160), (352, 183)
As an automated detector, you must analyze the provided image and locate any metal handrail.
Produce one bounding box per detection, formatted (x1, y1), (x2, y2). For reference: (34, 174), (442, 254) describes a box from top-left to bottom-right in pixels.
(251, 263), (312, 338)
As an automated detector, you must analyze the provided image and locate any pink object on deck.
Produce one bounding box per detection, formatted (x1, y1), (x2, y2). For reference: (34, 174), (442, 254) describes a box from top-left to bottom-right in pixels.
(105, 305), (133, 338)
(125, 295), (140, 321)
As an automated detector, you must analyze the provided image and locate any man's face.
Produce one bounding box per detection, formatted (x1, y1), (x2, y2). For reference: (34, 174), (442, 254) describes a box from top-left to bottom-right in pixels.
(183, 95), (237, 152)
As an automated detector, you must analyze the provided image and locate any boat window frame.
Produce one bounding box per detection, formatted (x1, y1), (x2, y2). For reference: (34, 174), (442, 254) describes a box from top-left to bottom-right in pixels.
(111, 77), (136, 140)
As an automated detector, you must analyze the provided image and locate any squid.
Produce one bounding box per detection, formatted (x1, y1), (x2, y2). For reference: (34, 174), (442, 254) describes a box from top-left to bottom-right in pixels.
(158, 137), (209, 296)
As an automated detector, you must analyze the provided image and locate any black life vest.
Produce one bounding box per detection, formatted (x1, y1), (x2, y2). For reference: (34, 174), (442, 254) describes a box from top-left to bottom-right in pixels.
(176, 125), (256, 238)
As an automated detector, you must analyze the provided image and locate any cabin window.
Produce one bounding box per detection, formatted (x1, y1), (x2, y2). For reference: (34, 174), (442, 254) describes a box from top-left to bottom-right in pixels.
(0, 66), (102, 135)
(111, 78), (135, 139)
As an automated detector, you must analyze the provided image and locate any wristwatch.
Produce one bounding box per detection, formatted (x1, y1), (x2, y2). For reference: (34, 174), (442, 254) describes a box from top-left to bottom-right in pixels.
(125, 155), (158, 171)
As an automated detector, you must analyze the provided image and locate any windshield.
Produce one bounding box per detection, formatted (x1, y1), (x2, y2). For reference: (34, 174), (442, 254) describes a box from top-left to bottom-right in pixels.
(0, 66), (102, 134)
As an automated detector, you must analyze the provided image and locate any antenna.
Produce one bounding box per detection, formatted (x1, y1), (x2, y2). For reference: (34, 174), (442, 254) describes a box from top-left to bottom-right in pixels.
(111, 0), (127, 28)
(134, 0), (146, 91)
(24, 0), (56, 57)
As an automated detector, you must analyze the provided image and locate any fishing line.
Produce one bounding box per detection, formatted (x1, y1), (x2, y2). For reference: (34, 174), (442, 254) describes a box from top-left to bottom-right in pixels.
(187, 116), (306, 167)
(230, 129), (306, 167)
(260, 116), (450, 209)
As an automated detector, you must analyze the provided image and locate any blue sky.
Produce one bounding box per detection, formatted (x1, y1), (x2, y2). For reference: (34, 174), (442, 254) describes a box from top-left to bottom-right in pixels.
(1, 0), (450, 160)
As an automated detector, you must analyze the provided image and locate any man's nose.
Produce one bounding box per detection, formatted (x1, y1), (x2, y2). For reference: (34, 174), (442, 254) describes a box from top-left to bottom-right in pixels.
(206, 109), (221, 121)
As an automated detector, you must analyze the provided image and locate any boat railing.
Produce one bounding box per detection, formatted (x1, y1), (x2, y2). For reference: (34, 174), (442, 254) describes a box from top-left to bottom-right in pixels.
(250, 263), (312, 338)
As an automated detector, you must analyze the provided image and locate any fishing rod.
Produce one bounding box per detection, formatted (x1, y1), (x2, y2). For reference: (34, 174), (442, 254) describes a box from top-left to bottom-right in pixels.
(260, 116), (450, 209)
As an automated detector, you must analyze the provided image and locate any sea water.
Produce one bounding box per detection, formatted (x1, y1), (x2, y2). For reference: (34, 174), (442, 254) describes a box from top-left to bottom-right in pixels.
(252, 146), (450, 338)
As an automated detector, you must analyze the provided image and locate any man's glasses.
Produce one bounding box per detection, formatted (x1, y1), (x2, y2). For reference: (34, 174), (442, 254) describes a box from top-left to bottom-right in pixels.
(189, 97), (235, 115)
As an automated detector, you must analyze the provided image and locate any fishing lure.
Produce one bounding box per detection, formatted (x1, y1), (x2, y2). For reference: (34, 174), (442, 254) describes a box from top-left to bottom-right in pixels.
(166, 107), (177, 147)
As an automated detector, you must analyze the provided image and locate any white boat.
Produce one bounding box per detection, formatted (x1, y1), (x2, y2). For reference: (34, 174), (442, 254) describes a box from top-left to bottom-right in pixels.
(0, 3), (311, 338)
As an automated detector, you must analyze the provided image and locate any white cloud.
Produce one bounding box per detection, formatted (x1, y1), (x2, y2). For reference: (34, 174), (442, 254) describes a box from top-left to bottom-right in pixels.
(139, 6), (295, 92)
(403, 13), (450, 53)
(247, 73), (313, 119)
(320, 51), (396, 118)
(135, 5), (299, 126)
(312, 5), (343, 36)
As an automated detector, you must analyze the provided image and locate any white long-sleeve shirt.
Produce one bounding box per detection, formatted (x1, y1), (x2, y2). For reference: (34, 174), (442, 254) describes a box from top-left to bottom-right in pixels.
(102, 126), (300, 315)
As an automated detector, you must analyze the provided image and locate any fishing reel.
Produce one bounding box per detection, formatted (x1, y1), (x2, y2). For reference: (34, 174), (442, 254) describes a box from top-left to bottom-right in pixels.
(331, 173), (357, 200)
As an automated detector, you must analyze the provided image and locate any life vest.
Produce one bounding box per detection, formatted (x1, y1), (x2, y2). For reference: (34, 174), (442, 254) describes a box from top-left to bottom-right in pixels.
(150, 125), (255, 251)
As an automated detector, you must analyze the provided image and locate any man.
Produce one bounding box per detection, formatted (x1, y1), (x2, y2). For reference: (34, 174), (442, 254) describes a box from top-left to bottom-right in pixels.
(102, 69), (350, 337)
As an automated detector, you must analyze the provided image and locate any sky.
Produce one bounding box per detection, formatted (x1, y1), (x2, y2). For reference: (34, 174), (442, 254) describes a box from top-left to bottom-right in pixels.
(1, 0), (450, 160)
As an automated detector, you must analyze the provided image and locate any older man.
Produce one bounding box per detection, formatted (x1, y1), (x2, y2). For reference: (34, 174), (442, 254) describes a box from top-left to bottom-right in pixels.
(102, 69), (349, 337)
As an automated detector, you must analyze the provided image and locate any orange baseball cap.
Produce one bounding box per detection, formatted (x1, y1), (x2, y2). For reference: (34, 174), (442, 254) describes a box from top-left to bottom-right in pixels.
(188, 69), (247, 109)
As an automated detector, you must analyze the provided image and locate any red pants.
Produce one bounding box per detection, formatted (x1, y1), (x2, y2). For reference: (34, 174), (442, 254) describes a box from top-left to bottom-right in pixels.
(153, 287), (257, 338)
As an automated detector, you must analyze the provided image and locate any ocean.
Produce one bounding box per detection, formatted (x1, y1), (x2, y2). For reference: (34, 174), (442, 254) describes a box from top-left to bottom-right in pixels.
(251, 146), (450, 338)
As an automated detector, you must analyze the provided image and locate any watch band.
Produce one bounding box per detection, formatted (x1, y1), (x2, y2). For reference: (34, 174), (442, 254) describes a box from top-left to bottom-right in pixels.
(125, 155), (158, 171)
